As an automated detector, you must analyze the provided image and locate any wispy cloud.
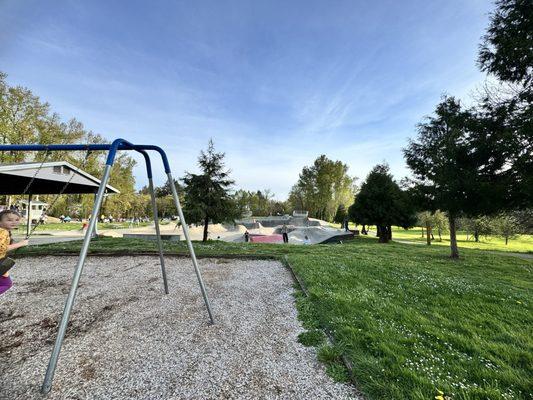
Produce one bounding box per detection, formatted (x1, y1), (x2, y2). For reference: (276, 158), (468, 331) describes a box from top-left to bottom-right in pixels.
(0, 0), (493, 198)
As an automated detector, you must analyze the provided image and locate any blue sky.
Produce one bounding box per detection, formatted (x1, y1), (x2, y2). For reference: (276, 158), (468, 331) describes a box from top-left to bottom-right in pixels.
(1, 0), (492, 199)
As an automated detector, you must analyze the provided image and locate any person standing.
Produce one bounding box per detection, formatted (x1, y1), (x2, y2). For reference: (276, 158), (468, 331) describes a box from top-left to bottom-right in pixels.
(281, 224), (289, 243)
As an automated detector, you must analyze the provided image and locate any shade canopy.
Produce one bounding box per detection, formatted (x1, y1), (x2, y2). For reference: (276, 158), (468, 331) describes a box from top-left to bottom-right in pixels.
(0, 162), (120, 195)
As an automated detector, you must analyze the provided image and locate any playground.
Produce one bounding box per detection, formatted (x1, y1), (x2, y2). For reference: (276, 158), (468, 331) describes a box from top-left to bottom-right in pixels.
(0, 140), (530, 399)
(1, 255), (358, 399)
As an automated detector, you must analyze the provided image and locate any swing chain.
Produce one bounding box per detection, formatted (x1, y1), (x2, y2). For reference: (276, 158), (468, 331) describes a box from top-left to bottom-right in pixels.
(21, 146), (52, 196)
(25, 146), (93, 240)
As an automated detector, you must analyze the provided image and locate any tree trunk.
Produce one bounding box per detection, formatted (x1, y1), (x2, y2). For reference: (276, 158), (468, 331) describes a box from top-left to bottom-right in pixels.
(361, 225), (367, 235)
(388, 225), (392, 240)
(505, 236), (508, 245)
(438, 228), (442, 241)
(426, 223), (431, 245)
(421, 227), (425, 237)
(378, 225), (389, 243)
(448, 215), (459, 259)
(474, 230), (479, 242)
(203, 215), (209, 242)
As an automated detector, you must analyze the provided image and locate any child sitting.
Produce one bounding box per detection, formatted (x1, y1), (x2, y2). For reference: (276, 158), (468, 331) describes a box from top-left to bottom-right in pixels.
(0, 210), (29, 295)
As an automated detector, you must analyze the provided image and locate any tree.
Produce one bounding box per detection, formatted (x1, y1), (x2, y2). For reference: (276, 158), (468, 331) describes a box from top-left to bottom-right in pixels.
(417, 211), (434, 245)
(510, 208), (533, 234)
(475, 0), (533, 209)
(333, 204), (347, 228)
(478, 0), (533, 87)
(467, 217), (493, 242)
(181, 140), (237, 242)
(288, 155), (356, 221)
(348, 164), (415, 243)
(154, 179), (181, 198)
(0, 71), (138, 216)
(405, 0), (533, 257)
(403, 97), (511, 258)
(233, 189), (283, 217)
(492, 213), (521, 244)
(433, 210), (449, 241)
(156, 196), (177, 218)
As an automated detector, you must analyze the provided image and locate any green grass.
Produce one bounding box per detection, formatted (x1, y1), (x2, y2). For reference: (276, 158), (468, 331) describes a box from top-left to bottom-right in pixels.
(390, 227), (533, 254)
(17, 236), (533, 399)
(14, 221), (151, 233)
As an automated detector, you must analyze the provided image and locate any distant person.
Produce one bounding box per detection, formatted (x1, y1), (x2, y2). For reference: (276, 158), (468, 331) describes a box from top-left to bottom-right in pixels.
(303, 235), (310, 245)
(0, 210), (29, 295)
(244, 231), (249, 243)
(39, 212), (47, 225)
(281, 224), (289, 243)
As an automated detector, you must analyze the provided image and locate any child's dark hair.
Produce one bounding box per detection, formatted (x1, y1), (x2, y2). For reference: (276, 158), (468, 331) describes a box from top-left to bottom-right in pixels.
(0, 210), (21, 221)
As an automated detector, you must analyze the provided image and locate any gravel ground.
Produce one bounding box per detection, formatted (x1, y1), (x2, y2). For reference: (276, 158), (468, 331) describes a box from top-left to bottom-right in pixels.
(0, 256), (359, 400)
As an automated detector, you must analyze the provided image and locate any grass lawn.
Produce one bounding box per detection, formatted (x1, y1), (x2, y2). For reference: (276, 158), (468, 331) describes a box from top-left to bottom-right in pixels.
(13, 221), (151, 233)
(17, 236), (532, 399)
(389, 227), (533, 254)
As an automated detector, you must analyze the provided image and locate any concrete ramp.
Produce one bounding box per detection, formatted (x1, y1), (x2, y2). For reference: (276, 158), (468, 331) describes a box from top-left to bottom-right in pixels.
(289, 226), (353, 244)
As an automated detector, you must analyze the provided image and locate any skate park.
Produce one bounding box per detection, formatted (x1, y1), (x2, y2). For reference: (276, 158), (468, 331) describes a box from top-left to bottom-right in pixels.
(23, 211), (357, 245)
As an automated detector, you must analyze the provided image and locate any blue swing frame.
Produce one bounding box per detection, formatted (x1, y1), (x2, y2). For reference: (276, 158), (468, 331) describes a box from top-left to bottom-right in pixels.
(0, 138), (214, 394)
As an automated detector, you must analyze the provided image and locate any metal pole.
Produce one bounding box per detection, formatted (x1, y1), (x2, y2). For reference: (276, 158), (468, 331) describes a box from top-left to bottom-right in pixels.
(92, 193), (99, 237)
(26, 194), (32, 237)
(41, 164), (113, 394)
(148, 178), (169, 294)
(166, 172), (214, 324)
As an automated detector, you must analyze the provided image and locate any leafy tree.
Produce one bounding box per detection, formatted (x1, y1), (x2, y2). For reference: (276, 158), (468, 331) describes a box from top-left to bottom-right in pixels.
(510, 208), (533, 233)
(181, 140), (237, 241)
(417, 211), (435, 245)
(467, 216), (494, 242)
(492, 213), (521, 244)
(288, 155), (356, 221)
(153, 179), (181, 198)
(270, 200), (290, 216)
(348, 164), (415, 243)
(0, 71), (138, 218)
(233, 189), (283, 217)
(433, 210), (449, 241)
(156, 196), (177, 218)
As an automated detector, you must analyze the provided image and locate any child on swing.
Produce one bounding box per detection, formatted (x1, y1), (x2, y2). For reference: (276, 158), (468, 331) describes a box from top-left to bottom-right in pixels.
(0, 210), (29, 295)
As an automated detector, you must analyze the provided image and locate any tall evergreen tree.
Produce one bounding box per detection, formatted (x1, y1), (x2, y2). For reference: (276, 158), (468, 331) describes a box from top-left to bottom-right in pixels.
(182, 140), (237, 242)
(476, 0), (533, 209)
(404, 97), (489, 258)
(478, 0), (533, 87)
(405, 0), (533, 258)
(348, 164), (415, 243)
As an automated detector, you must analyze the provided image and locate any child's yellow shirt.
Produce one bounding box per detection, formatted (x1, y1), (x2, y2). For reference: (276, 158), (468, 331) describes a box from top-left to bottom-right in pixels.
(0, 228), (10, 259)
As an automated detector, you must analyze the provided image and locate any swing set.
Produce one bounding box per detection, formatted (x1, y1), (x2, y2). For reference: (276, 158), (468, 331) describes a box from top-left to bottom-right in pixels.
(0, 138), (214, 395)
